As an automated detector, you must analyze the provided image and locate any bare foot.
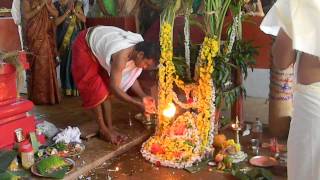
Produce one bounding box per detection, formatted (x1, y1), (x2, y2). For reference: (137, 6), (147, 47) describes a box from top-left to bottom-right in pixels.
(110, 128), (128, 142)
(99, 129), (121, 145)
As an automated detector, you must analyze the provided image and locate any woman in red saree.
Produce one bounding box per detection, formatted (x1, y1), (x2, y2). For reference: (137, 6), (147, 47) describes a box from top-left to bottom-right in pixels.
(22, 0), (61, 104)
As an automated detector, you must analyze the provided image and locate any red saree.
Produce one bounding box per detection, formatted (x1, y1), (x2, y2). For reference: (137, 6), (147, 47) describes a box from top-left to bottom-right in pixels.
(25, 0), (61, 105)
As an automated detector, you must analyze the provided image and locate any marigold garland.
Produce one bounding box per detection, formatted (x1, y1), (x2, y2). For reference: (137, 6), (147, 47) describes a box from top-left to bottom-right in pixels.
(141, 21), (219, 168)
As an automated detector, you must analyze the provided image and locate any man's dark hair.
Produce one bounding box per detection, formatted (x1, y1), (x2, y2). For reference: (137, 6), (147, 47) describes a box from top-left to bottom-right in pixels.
(135, 41), (160, 66)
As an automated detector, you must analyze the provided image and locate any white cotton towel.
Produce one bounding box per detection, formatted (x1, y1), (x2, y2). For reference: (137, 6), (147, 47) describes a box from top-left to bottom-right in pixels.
(88, 26), (144, 91)
(260, 0), (320, 57)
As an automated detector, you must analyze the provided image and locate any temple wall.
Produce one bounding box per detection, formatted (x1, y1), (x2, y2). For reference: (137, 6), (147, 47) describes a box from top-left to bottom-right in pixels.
(0, 17), (21, 52)
(244, 70), (269, 98)
(0, 0), (12, 9)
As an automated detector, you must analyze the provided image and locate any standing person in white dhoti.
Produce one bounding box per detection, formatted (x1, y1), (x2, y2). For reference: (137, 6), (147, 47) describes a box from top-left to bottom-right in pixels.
(72, 26), (159, 145)
(260, 0), (320, 179)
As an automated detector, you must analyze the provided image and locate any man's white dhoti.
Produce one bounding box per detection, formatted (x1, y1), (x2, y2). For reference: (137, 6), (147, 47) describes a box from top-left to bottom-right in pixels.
(288, 83), (320, 180)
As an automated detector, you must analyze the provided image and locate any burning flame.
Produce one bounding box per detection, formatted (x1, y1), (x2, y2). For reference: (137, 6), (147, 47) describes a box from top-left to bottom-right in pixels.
(163, 102), (176, 118)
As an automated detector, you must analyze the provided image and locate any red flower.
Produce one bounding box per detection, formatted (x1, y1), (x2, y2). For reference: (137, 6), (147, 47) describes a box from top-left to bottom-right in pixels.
(174, 123), (187, 135)
(151, 143), (165, 154)
(155, 161), (161, 167)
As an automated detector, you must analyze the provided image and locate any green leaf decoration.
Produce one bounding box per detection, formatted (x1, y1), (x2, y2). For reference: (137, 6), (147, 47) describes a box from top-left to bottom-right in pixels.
(260, 168), (273, 180)
(42, 166), (68, 179)
(247, 168), (259, 177)
(0, 150), (18, 172)
(184, 159), (210, 173)
(235, 171), (251, 180)
(232, 166), (274, 180)
(8, 169), (29, 177)
(0, 171), (17, 180)
(0, 169), (30, 180)
(54, 142), (67, 151)
(37, 156), (69, 179)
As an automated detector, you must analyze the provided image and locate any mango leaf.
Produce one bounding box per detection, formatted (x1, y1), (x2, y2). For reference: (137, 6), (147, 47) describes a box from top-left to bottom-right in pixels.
(0, 169), (29, 180)
(260, 168), (273, 180)
(222, 69), (230, 84)
(41, 166), (69, 179)
(0, 150), (18, 172)
(235, 171), (250, 180)
(216, 94), (222, 108)
(225, 94), (231, 108)
(12, 169), (29, 177)
(230, 92), (235, 106)
(0, 171), (16, 180)
(242, 86), (247, 98)
(184, 159), (209, 173)
(220, 116), (231, 127)
(247, 168), (259, 177)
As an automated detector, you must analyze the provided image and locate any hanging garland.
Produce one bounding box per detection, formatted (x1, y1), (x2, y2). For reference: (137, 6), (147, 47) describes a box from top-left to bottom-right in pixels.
(184, 3), (191, 79)
(141, 0), (219, 168)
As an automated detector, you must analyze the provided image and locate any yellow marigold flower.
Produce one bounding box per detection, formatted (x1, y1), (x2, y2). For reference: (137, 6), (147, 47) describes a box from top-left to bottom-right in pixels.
(235, 143), (241, 152)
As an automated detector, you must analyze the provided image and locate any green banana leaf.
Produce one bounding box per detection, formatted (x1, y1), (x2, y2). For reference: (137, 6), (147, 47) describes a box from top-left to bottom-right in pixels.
(41, 166), (69, 179)
(0, 150), (18, 172)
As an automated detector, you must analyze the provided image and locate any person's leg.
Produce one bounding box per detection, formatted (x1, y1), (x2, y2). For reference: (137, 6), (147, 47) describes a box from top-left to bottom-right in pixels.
(91, 103), (121, 144)
(101, 98), (128, 141)
(71, 29), (121, 144)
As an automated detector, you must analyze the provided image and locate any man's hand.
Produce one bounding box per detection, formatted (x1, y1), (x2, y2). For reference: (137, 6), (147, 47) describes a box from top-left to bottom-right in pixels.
(143, 96), (156, 114)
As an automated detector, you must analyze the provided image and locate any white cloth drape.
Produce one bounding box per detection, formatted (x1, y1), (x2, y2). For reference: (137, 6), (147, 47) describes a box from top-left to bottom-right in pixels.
(88, 26), (144, 91)
(288, 83), (320, 180)
(11, 0), (21, 25)
(260, 0), (320, 57)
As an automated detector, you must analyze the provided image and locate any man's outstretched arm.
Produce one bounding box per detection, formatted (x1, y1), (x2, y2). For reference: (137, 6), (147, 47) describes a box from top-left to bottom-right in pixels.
(109, 52), (144, 110)
(131, 79), (147, 98)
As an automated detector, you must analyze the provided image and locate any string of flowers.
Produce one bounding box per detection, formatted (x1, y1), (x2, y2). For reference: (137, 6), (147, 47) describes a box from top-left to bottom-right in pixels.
(196, 37), (219, 152)
(158, 21), (175, 131)
(184, 2), (192, 79)
(141, 0), (225, 169)
(142, 26), (219, 168)
(224, 15), (239, 54)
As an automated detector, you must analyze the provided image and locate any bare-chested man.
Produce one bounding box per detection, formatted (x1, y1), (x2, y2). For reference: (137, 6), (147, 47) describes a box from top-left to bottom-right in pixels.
(72, 26), (159, 145)
(261, 0), (320, 179)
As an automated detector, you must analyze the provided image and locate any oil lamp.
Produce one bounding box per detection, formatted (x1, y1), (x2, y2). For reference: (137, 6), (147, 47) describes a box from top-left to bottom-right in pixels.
(163, 102), (176, 118)
(231, 116), (242, 144)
